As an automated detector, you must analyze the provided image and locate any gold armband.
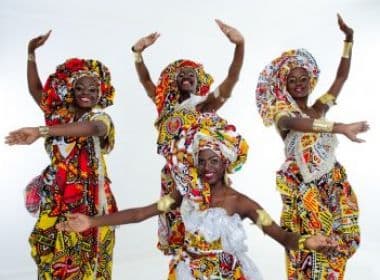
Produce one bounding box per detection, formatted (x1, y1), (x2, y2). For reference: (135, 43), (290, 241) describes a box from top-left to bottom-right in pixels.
(274, 112), (290, 131)
(342, 41), (353, 59)
(312, 119), (334, 133)
(28, 53), (35, 62)
(255, 209), (273, 231)
(298, 234), (311, 251)
(318, 93), (336, 107)
(38, 126), (50, 138)
(157, 194), (175, 212)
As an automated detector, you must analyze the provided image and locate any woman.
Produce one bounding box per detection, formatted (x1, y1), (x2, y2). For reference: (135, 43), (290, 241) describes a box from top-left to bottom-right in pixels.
(6, 31), (118, 279)
(131, 19), (245, 255)
(56, 128), (337, 279)
(255, 15), (369, 279)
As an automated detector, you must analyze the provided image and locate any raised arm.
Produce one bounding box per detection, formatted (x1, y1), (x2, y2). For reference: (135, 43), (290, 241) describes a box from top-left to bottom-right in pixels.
(312, 14), (354, 114)
(27, 30), (51, 106)
(56, 190), (182, 232)
(199, 19), (244, 113)
(277, 115), (369, 143)
(5, 120), (109, 145)
(131, 32), (160, 103)
(236, 194), (337, 252)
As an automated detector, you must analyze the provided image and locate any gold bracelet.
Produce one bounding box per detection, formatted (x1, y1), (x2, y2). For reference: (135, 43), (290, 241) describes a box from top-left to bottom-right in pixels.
(312, 119), (334, 133)
(157, 194), (175, 212)
(255, 209), (273, 231)
(28, 53), (35, 62)
(274, 111), (290, 131)
(298, 234), (311, 251)
(133, 52), (143, 63)
(342, 41), (353, 59)
(38, 126), (50, 137)
(318, 93), (336, 106)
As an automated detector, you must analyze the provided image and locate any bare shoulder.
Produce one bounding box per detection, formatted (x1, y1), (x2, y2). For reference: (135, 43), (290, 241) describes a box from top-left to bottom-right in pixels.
(225, 187), (256, 217)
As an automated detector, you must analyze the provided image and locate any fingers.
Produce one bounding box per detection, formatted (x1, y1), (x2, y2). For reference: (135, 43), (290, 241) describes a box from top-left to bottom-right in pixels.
(215, 19), (231, 34)
(40, 30), (52, 43)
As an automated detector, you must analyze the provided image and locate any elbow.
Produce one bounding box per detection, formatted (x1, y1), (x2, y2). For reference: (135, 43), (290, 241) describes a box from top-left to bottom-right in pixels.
(92, 122), (107, 137)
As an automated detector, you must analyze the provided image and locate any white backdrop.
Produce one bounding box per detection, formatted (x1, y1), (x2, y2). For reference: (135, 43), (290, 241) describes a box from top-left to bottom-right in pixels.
(1, 0), (379, 279)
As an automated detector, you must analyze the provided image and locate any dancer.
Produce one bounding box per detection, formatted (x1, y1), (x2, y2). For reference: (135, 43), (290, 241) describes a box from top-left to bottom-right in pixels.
(57, 128), (337, 279)
(131, 19), (245, 255)
(255, 14), (368, 279)
(6, 31), (118, 279)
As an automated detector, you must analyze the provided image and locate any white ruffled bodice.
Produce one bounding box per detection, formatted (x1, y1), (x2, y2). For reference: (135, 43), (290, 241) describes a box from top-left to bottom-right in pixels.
(178, 198), (263, 280)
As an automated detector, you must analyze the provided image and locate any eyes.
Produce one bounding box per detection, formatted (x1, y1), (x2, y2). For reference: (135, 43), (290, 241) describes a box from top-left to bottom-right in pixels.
(198, 157), (221, 167)
(287, 75), (309, 84)
(74, 85), (99, 94)
(178, 72), (195, 79)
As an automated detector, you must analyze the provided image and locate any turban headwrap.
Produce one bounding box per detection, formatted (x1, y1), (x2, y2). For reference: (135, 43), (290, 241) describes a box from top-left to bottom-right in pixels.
(155, 59), (213, 120)
(41, 58), (115, 125)
(255, 49), (320, 126)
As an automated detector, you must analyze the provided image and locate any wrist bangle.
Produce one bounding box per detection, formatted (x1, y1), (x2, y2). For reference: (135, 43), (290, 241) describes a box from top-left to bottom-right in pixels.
(298, 234), (311, 251)
(133, 51), (143, 63)
(157, 194), (175, 212)
(38, 126), (50, 137)
(28, 53), (35, 62)
(312, 119), (334, 133)
(318, 93), (336, 107)
(342, 41), (353, 59)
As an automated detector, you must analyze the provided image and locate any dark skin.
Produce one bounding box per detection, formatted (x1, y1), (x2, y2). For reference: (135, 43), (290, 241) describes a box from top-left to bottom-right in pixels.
(277, 14), (369, 142)
(56, 148), (337, 253)
(132, 19), (244, 113)
(5, 76), (108, 145)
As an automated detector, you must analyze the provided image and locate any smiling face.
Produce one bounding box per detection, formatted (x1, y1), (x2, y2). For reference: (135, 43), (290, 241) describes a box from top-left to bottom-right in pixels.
(286, 67), (311, 99)
(176, 67), (198, 100)
(197, 149), (225, 186)
(73, 76), (101, 109)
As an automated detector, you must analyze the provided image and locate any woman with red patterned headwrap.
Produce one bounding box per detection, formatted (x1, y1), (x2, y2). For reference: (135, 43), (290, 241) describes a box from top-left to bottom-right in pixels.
(255, 15), (369, 279)
(130, 19), (245, 256)
(5, 31), (118, 279)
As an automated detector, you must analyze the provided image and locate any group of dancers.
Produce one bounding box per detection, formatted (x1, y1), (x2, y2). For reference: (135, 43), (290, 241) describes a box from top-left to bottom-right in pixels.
(5, 15), (369, 280)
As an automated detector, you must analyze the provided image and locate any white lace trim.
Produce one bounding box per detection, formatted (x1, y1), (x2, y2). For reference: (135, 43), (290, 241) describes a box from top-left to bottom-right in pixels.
(178, 198), (263, 279)
(284, 131), (338, 182)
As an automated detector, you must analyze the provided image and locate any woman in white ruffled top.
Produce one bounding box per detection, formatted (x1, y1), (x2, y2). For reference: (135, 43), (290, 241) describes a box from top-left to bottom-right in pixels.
(56, 131), (338, 279)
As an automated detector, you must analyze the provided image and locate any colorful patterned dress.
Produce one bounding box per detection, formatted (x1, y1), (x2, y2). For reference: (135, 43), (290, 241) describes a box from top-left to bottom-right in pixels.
(276, 114), (360, 279)
(28, 111), (118, 279)
(168, 198), (262, 280)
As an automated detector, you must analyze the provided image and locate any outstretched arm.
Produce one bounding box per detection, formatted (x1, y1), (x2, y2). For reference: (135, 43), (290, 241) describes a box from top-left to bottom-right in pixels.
(199, 19), (244, 113)
(132, 32), (160, 103)
(313, 14), (354, 114)
(236, 194), (337, 252)
(56, 190), (182, 232)
(27, 30), (51, 106)
(5, 120), (108, 145)
(277, 115), (369, 143)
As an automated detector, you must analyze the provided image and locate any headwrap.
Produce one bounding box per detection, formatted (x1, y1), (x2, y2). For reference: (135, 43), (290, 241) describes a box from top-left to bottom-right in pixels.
(255, 49), (320, 126)
(155, 59), (213, 119)
(41, 58), (115, 125)
(192, 125), (248, 175)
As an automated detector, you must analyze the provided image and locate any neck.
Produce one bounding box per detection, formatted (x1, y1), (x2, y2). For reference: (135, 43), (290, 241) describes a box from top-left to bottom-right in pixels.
(178, 91), (191, 103)
(294, 96), (309, 110)
(75, 107), (92, 120)
(210, 179), (226, 192)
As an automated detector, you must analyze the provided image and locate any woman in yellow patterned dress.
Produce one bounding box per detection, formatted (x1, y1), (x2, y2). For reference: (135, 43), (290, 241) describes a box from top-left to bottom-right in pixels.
(255, 15), (369, 279)
(57, 128), (338, 279)
(6, 31), (118, 279)
(130, 19), (245, 255)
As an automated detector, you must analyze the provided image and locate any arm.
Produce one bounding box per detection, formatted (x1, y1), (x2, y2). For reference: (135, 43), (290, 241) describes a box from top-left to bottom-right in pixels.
(131, 32), (160, 103)
(56, 190), (182, 232)
(5, 120), (108, 145)
(199, 19), (244, 113)
(27, 30), (51, 106)
(277, 116), (369, 143)
(237, 194), (337, 251)
(312, 14), (353, 114)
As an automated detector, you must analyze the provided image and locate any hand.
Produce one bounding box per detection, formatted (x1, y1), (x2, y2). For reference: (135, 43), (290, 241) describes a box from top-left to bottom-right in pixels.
(305, 234), (338, 253)
(5, 127), (41, 145)
(28, 30), (51, 53)
(337, 14), (353, 41)
(56, 213), (92, 232)
(215, 19), (244, 45)
(132, 32), (160, 53)
(340, 121), (369, 143)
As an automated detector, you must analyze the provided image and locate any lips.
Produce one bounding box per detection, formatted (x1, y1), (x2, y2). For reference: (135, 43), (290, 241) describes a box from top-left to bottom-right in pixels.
(202, 172), (216, 181)
(79, 96), (91, 102)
